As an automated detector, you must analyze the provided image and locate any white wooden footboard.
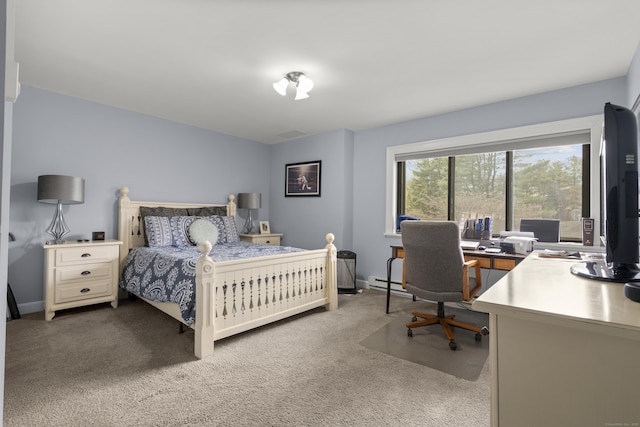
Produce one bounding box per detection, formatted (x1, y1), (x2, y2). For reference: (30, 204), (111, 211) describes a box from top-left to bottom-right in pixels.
(194, 234), (337, 358)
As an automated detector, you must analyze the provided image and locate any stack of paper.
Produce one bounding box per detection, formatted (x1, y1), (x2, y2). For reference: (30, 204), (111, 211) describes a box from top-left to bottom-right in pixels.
(460, 240), (480, 250)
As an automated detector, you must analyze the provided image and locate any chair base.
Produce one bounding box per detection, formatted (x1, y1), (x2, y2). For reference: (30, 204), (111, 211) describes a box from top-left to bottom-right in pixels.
(406, 302), (489, 350)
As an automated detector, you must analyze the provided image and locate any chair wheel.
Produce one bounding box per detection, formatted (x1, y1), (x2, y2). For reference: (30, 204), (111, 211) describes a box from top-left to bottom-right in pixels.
(449, 341), (457, 351)
(475, 333), (482, 342)
(411, 316), (417, 322)
(481, 326), (490, 336)
(407, 328), (413, 337)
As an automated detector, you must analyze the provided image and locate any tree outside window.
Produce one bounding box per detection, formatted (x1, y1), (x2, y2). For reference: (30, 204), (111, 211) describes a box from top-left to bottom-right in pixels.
(401, 143), (584, 240)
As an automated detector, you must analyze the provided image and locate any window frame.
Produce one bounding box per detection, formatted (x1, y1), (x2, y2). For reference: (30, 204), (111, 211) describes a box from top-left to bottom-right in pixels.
(385, 115), (603, 239)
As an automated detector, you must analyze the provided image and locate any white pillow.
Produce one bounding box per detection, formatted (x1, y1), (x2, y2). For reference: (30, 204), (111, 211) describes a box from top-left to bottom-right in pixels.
(188, 218), (219, 246)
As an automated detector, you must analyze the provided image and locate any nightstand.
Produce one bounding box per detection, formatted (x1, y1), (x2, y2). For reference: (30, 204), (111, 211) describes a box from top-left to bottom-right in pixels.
(43, 239), (122, 321)
(239, 233), (283, 246)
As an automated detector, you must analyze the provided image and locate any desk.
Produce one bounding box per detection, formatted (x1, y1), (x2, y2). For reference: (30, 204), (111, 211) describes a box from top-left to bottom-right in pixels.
(472, 252), (640, 426)
(386, 245), (525, 314)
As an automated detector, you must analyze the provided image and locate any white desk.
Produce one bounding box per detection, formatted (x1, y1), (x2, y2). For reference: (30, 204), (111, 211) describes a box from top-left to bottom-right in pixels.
(472, 251), (640, 427)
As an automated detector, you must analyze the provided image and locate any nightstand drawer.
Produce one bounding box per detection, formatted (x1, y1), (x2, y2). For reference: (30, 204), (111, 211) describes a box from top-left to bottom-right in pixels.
(239, 233), (283, 246)
(251, 236), (281, 246)
(55, 263), (112, 285)
(55, 245), (117, 266)
(55, 279), (112, 304)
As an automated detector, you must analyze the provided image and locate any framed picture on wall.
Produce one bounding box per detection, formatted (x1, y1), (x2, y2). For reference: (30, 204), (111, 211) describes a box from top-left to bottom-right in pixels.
(285, 160), (321, 197)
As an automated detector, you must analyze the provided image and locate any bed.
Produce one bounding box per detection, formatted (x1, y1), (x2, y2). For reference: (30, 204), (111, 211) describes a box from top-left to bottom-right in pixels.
(117, 186), (338, 358)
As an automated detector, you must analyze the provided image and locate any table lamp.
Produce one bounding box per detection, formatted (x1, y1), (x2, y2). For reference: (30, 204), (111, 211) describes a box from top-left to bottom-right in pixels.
(237, 192), (261, 234)
(37, 175), (85, 243)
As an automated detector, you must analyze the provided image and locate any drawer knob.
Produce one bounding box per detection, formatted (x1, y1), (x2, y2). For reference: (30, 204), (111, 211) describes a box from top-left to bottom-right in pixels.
(80, 288), (90, 293)
(81, 253), (92, 258)
(81, 271), (91, 276)
(265, 240), (271, 244)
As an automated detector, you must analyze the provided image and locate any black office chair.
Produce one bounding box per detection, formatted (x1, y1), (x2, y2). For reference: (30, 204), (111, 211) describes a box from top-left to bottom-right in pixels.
(401, 220), (488, 350)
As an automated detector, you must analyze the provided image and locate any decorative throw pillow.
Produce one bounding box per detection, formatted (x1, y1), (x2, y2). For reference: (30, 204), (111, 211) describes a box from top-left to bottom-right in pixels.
(140, 206), (189, 246)
(144, 216), (173, 247)
(169, 216), (198, 247)
(204, 216), (228, 244)
(140, 206), (189, 218)
(207, 215), (240, 244)
(188, 218), (219, 246)
(187, 206), (228, 217)
(220, 216), (240, 243)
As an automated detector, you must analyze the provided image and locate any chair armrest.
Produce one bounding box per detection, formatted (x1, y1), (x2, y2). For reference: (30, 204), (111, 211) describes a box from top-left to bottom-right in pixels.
(462, 259), (482, 301)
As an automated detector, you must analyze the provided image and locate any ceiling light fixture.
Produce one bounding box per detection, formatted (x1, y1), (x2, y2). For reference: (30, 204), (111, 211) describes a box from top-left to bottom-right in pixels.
(273, 71), (314, 100)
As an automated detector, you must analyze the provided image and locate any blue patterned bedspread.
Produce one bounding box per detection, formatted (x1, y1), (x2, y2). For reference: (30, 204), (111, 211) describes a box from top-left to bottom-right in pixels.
(120, 242), (304, 325)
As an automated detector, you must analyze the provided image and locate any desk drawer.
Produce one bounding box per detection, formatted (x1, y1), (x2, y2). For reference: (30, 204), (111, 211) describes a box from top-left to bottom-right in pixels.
(493, 258), (517, 270)
(465, 256), (491, 269)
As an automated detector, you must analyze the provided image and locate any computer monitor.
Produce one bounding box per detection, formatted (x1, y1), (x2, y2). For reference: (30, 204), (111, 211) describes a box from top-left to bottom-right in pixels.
(520, 219), (560, 243)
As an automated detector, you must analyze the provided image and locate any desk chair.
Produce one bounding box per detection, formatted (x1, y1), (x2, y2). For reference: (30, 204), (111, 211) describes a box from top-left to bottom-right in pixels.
(401, 220), (489, 350)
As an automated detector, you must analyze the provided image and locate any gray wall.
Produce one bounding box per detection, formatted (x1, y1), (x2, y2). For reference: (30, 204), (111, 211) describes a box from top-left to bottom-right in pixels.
(8, 39), (640, 312)
(629, 41), (640, 109)
(269, 129), (354, 251)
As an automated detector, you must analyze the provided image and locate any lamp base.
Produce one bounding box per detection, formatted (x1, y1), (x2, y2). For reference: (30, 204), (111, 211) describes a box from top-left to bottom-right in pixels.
(243, 209), (257, 234)
(46, 202), (70, 244)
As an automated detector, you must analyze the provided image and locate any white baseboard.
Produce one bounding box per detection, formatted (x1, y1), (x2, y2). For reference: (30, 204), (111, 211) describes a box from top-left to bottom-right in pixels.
(367, 275), (407, 294)
(17, 300), (43, 315)
(366, 276), (483, 310)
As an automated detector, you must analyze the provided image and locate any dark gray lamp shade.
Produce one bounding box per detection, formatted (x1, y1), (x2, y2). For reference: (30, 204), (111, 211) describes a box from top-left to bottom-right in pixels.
(37, 175), (85, 205)
(237, 193), (262, 209)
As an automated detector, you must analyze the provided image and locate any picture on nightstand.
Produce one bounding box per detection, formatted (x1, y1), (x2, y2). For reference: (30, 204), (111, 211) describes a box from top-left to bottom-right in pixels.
(260, 221), (271, 234)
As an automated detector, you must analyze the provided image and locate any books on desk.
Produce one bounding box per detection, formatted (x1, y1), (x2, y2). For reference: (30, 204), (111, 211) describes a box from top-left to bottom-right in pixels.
(460, 240), (480, 250)
(538, 249), (583, 259)
(537, 250), (606, 260)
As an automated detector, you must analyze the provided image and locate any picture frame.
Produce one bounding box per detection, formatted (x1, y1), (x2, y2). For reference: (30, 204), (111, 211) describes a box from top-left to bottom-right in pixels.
(259, 221), (271, 234)
(285, 160), (321, 197)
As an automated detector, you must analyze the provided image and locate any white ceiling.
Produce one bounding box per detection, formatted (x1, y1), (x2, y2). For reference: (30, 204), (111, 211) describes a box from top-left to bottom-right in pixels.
(13, 1), (640, 144)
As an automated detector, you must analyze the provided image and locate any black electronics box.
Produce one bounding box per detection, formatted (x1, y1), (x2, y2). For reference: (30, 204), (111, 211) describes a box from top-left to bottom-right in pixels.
(582, 218), (594, 246)
(500, 241), (515, 254)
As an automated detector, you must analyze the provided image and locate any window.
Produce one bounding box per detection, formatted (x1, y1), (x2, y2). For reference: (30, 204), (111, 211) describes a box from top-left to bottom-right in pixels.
(513, 145), (587, 239)
(454, 152), (507, 234)
(386, 116), (603, 241)
(400, 144), (586, 239)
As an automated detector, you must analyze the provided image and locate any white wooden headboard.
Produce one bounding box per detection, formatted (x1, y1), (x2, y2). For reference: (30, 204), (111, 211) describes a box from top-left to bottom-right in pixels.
(117, 186), (237, 268)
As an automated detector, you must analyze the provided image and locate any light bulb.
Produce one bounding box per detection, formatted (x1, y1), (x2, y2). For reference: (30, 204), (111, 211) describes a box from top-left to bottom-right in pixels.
(297, 75), (314, 93)
(294, 88), (309, 100)
(272, 77), (289, 96)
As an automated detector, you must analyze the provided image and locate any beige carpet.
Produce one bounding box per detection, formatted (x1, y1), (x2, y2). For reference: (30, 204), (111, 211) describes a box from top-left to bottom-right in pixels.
(4, 290), (490, 427)
(360, 304), (489, 381)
